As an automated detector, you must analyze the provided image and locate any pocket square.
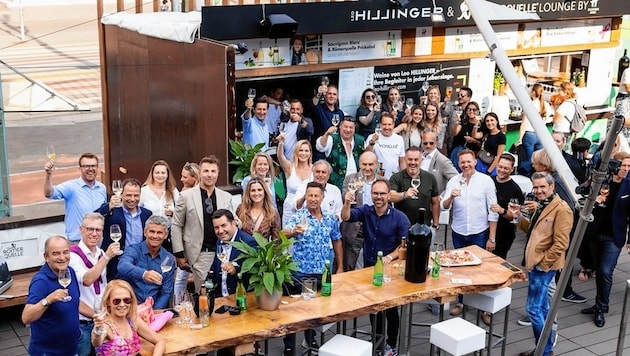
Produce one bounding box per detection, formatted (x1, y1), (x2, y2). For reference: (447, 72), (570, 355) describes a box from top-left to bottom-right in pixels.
(621, 195), (629, 199)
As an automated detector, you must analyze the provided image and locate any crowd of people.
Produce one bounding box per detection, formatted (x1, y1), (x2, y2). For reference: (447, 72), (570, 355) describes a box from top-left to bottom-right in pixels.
(22, 76), (630, 356)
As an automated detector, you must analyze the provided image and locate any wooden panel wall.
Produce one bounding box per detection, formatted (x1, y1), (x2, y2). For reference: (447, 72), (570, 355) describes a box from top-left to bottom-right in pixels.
(102, 26), (234, 187)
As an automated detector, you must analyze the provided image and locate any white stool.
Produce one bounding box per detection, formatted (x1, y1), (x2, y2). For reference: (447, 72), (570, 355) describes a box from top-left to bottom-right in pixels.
(463, 287), (512, 356)
(430, 317), (485, 356)
(318, 334), (372, 356)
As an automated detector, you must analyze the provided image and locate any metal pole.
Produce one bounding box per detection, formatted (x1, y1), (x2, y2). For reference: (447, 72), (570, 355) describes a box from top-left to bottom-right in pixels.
(617, 279), (630, 355)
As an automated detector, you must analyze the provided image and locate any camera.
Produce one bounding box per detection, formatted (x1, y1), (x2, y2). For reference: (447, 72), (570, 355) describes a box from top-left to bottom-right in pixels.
(575, 159), (621, 196)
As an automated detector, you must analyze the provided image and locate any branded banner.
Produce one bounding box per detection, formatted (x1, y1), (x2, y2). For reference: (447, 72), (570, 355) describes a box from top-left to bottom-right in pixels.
(322, 31), (402, 63)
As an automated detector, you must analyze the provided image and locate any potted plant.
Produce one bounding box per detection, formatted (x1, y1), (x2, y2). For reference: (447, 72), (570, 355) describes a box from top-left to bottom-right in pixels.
(232, 231), (298, 311)
(228, 139), (265, 184)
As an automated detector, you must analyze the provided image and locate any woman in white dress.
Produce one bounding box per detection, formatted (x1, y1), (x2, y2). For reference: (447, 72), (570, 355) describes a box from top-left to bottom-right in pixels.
(277, 138), (313, 228)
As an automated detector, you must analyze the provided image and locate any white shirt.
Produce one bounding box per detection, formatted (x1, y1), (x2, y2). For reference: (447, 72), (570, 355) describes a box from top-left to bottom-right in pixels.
(365, 133), (405, 179)
(139, 185), (180, 218)
(553, 100), (576, 134)
(360, 177), (377, 206)
(282, 121), (300, 157)
(316, 135), (358, 175)
(294, 182), (343, 220)
(420, 150), (435, 171)
(219, 232), (236, 297)
(69, 240), (107, 321)
(441, 172), (499, 235)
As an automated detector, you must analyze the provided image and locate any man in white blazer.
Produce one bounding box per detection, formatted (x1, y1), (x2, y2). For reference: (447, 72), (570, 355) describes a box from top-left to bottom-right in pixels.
(171, 155), (234, 292)
(421, 131), (458, 193)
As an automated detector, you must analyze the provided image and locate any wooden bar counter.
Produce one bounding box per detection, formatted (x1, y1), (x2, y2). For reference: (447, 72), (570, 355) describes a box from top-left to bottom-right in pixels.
(141, 245), (526, 355)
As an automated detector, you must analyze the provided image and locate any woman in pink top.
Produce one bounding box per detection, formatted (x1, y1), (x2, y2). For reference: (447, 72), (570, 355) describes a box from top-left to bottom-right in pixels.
(92, 280), (165, 356)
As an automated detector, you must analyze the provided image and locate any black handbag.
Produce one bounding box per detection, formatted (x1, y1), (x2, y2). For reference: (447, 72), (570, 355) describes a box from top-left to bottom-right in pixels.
(478, 136), (495, 165)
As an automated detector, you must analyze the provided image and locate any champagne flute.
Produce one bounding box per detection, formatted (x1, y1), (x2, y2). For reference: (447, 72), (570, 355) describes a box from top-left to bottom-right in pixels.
(508, 198), (520, 224)
(598, 182), (610, 207)
(331, 114), (340, 127)
(410, 178), (421, 199)
(247, 88), (256, 99)
(406, 98), (414, 110)
(110, 224), (123, 255)
(58, 269), (72, 302)
(93, 296), (106, 335)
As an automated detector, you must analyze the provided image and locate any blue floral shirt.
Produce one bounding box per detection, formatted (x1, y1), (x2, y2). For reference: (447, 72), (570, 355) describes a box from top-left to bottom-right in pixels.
(287, 208), (341, 274)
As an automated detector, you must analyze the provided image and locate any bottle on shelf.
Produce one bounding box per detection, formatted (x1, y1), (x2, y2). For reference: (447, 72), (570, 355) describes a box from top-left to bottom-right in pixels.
(321, 260), (332, 297)
(236, 273), (247, 311)
(373, 251), (384, 286)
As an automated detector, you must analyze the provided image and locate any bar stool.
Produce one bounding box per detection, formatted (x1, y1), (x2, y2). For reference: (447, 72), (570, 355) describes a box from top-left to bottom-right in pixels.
(462, 287), (512, 356)
(406, 299), (449, 355)
(430, 317), (486, 356)
(319, 334), (372, 356)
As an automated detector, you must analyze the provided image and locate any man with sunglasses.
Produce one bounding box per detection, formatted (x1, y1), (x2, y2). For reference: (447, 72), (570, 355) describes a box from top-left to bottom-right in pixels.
(44, 152), (107, 243)
(420, 131), (458, 193)
(172, 155), (234, 293)
(95, 178), (152, 281)
(118, 215), (175, 309)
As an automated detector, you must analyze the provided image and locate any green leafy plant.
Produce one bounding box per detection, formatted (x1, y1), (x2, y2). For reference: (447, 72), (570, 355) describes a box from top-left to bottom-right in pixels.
(231, 231), (298, 297)
(228, 139), (265, 184)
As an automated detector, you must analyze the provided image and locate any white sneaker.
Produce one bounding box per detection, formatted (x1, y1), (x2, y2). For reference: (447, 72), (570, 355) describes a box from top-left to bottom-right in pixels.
(384, 344), (398, 356)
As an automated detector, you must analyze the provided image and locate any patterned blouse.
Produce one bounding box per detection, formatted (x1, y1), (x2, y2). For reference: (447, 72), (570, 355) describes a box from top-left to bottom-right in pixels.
(95, 318), (141, 356)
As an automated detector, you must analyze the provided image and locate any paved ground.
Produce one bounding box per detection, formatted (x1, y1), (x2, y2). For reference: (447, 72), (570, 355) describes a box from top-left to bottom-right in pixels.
(2, 229), (630, 356)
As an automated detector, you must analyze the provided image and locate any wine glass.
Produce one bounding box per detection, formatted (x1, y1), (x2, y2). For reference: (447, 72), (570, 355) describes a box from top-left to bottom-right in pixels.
(247, 88), (256, 99)
(58, 269), (72, 302)
(320, 76), (330, 87)
(508, 198), (520, 224)
(392, 99), (401, 111)
(347, 179), (358, 204)
(161, 255), (174, 274)
(331, 114), (340, 127)
(173, 292), (186, 324)
(180, 292), (194, 324)
(110, 224), (123, 255)
(93, 296), (107, 335)
(374, 124), (382, 136)
(410, 178), (421, 199)
(112, 180), (122, 208)
(46, 145), (56, 162)
(406, 98), (414, 110)
(279, 122), (287, 134)
(598, 182), (610, 207)
(375, 95), (382, 106)
(282, 99), (290, 115)
(422, 81), (430, 97)
(298, 215), (309, 234)
(455, 106), (463, 122)
(216, 244), (229, 277)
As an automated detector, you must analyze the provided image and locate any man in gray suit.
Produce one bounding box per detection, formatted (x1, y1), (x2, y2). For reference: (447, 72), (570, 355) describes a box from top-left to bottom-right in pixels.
(421, 131), (458, 193)
(171, 155), (234, 292)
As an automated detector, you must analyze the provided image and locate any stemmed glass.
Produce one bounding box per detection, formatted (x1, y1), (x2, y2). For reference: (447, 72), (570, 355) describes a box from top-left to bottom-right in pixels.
(93, 296), (106, 335)
(422, 81), (430, 98)
(216, 244), (229, 278)
(320, 76), (330, 87)
(508, 198), (520, 224)
(110, 224), (123, 255)
(58, 269), (72, 302)
(161, 255), (174, 274)
(598, 182), (610, 207)
(173, 292), (186, 324)
(279, 122), (287, 135)
(247, 88), (256, 100)
(347, 179), (358, 205)
(263, 175), (272, 187)
(406, 98), (414, 110)
(374, 124), (382, 136)
(331, 114), (340, 127)
(375, 95), (382, 106)
(298, 215), (309, 234)
(410, 178), (421, 199)
(392, 99), (401, 112)
(112, 180), (122, 208)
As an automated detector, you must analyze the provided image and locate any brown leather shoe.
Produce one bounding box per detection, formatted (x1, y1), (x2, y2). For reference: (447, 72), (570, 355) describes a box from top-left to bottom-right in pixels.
(449, 303), (463, 316)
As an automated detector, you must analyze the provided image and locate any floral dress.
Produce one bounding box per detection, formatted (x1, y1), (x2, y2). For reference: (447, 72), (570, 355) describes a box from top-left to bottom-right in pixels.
(95, 318), (141, 356)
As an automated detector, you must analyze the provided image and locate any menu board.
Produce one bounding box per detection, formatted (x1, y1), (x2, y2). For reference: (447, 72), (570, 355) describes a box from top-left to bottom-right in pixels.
(322, 31), (402, 63)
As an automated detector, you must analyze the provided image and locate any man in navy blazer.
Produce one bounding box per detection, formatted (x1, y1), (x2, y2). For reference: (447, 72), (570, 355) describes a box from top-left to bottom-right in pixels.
(211, 209), (257, 297)
(581, 152), (630, 327)
(96, 178), (152, 280)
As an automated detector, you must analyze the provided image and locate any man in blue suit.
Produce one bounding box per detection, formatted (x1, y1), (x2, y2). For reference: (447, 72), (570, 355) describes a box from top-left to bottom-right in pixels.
(211, 209), (257, 296)
(581, 152), (630, 327)
(96, 178), (153, 280)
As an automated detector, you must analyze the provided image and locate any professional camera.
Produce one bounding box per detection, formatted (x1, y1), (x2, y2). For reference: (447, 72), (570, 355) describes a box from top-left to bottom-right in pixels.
(575, 159), (620, 196)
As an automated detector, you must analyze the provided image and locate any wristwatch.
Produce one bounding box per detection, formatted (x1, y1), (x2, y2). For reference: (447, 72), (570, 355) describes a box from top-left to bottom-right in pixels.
(41, 298), (50, 307)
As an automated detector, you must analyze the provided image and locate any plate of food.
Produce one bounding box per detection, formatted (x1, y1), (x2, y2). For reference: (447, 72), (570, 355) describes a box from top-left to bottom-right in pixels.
(431, 249), (482, 267)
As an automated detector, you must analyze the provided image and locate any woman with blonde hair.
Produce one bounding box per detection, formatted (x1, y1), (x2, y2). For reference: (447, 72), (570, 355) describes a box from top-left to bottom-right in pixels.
(422, 101), (446, 152)
(552, 81), (578, 138)
(394, 105), (424, 149)
(180, 162), (200, 191)
(517, 83), (552, 176)
(92, 280), (165, 356)
(241, 152), (277, 207)
(236, 178), (281, 241)
(276, 138), (313, 228)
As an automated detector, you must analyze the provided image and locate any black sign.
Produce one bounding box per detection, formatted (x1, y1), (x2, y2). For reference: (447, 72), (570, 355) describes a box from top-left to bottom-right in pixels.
(372, 60), (469, 96)
(201, 0), (623, 41)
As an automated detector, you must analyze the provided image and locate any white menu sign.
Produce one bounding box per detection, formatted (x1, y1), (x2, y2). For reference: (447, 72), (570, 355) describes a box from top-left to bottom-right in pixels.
(322, 31), (401, 63)
(233, 38), (292, 70)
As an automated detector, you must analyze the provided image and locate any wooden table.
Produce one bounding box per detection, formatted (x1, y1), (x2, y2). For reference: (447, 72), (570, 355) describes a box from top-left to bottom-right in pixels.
(141, 245), (526, 355)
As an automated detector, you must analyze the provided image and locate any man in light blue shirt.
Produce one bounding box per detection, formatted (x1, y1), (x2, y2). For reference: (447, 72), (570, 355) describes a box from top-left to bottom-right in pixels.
(44, 152), (107, 242)
(241, 97), (270, 151)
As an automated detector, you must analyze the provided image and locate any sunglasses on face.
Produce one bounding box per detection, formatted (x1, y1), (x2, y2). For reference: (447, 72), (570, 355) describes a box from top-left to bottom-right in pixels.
(205, 197), (214, 214)
(422, 141), (435, 145)
(458, 94), (468, 98)
(364, 95), (375, 99)
(112, 297), (132, 306)
(466, 108), (479, 112)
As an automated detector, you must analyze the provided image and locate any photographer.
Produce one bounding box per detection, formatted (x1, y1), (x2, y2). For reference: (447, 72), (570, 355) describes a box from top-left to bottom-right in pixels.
(580, 152), (630, 327)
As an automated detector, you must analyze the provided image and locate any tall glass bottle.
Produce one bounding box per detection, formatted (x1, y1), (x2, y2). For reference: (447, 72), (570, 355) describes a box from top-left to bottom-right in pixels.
(198, 286), (209, 327)
(321, 260), (332, 297)
(373, 251), (384, 286)
(398, 237), (407, 276)
(204, 271), (216, 316)
(405, 208), (432, 283)
(236, 273), (247, 311)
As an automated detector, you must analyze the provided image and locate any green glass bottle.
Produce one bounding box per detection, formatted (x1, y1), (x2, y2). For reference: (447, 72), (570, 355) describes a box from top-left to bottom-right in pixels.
(373, 251), (384, 286)
(432, 251), (441, 278)
(236, 273), (247, 311)
(321, 260), (332, 297)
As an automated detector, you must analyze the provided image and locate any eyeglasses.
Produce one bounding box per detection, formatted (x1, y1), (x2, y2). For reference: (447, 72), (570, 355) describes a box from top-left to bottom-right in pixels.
(205, 197), (214, 214)
(112, 297), (132, 306)
(458, 94), (468, 98)
(422, 141), (435, 145)
(82, 226), (103, 233)
(364, 95), (375, 99)
(80, 164), (98, 169)
(466, 108), (479, 112)
(342, 116), (356, 122)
